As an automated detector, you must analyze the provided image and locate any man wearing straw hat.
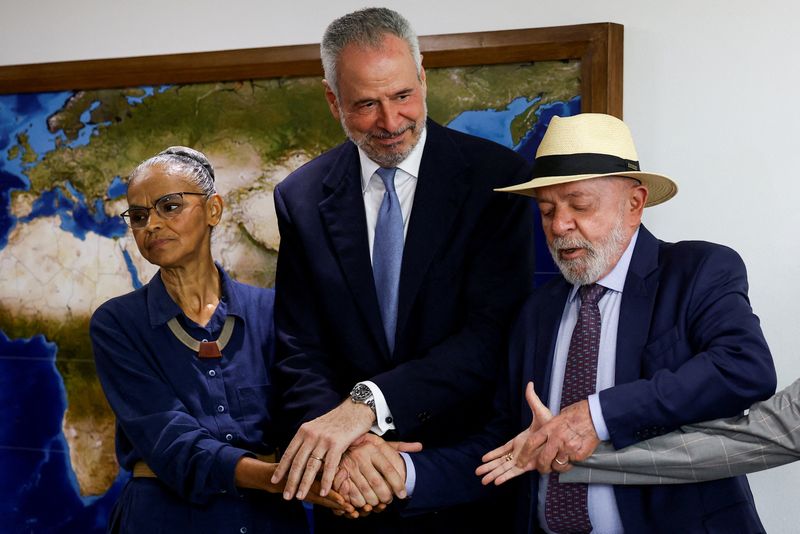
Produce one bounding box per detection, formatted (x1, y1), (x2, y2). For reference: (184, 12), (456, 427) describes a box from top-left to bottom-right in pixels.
(401, 113), (776, 533)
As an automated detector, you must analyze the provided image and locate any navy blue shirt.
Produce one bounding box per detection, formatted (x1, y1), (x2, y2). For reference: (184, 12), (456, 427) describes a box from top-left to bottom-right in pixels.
(91, 265), (305, 532)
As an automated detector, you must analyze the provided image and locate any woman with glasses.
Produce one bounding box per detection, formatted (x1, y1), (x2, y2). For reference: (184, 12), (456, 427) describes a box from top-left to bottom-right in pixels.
(90, 147), (351, 533)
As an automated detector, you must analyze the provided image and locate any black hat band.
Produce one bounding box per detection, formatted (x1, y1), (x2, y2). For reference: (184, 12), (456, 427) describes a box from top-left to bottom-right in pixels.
(532, 153), (640, 179)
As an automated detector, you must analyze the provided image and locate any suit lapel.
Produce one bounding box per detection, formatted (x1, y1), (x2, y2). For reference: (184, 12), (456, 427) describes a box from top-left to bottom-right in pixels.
(395, 121), (471, 349)
(318, 144), (389, 356)
(615, 225), (661, 385)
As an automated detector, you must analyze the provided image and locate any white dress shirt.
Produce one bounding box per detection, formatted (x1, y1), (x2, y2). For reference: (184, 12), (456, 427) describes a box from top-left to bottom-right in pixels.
(355, 127), (427, 436)
(537, 228), (640, 534)
(359, 128), (426, 260)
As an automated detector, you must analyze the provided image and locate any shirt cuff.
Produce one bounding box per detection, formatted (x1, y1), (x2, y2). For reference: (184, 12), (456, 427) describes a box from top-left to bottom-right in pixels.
(359, 380), (396, 435)
(588, 393), (610, 441)
(216, 446), (252, 496)
(399, 452), (416, 497)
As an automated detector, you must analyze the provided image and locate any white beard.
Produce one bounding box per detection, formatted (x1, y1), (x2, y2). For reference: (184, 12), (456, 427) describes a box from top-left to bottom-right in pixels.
(548, 214), (629, 286)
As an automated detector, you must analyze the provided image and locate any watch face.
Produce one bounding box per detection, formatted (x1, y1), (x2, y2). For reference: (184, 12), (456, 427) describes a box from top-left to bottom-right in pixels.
(351, 384), (372, 402)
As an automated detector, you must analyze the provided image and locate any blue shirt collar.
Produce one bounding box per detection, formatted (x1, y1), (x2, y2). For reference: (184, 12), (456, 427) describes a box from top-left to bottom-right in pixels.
(568, 227), (640, 302)
(146, 262), (245, 327)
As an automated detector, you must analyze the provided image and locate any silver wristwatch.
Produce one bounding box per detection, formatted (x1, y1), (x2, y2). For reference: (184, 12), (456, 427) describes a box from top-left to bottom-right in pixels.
(350, 383), (376, 414)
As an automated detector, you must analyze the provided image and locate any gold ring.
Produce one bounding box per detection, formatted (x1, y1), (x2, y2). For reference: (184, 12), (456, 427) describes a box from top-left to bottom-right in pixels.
(554, 457), (568, 466)
(309, 454), (324, 462)
(504, 453), (514, 462)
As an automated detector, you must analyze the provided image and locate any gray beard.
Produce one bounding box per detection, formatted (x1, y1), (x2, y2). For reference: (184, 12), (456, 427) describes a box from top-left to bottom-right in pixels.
(340, 107), (427, 168)
(548, 216), (629, 286)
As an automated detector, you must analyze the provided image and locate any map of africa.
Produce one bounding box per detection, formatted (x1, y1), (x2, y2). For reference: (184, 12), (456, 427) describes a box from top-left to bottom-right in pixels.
(0, 59), (580, 532)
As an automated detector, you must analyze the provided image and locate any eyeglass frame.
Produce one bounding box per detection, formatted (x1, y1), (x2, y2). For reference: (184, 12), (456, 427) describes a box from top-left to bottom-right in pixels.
(120, 191), (209, 229)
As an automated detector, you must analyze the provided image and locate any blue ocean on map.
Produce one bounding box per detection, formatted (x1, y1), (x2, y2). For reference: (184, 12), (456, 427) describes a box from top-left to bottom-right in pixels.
(446, 95), (580, 286)
(0, 91), (134, 533)
(0, 86), (578, 532)
(0, 92), (128, 247)
(0, 332), (126, 532)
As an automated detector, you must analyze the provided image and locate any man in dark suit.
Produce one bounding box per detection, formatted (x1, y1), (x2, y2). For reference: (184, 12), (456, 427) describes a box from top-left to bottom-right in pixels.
(270, 7), (534, 531)
(403, 113), (776, 533)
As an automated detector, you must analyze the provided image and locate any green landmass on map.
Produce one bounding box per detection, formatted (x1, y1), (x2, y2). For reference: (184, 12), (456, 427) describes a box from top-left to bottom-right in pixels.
(14, 132), (38, 165)
(25, 77), (343, 201)
(20, 60), (579, 203)
(48, 89), (149, 142)
(427, 60), (580, 144)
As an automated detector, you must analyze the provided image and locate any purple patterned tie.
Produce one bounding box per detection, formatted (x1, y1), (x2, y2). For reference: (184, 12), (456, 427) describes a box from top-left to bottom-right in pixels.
(545, 283), (606, 534)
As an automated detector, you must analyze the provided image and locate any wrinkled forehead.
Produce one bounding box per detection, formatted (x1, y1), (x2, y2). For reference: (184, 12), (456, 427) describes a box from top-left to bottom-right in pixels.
(535, 176), (636, 203)
(126, 164), (196, 203)
(129, 159), (194, 184)
(339, 36), (418, 78)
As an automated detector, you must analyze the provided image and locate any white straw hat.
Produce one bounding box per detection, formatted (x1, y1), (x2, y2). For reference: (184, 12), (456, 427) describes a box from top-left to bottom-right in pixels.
(496, 113), (678, 207)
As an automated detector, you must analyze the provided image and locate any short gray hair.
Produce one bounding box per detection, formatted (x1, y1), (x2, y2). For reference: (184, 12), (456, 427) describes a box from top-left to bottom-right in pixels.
(129, 146), (216, 196)
(321, 7), (422, 100)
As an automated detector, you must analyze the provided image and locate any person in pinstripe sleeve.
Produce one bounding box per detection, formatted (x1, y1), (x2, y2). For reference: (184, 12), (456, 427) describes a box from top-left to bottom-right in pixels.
(480, 378), (800, 485)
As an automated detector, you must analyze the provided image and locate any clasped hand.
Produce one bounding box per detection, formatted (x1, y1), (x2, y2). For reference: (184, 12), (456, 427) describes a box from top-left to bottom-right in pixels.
(333, 434), (421, 516)
(476, 382), (600, 485)
(270, 399), (420, 517)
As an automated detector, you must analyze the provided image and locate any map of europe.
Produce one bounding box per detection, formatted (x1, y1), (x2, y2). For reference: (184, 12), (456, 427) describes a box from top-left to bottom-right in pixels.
(0, 60), (580, 532)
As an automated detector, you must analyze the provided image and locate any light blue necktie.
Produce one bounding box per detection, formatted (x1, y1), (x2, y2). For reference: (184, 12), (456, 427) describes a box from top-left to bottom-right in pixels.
(372, 167), (403, 353)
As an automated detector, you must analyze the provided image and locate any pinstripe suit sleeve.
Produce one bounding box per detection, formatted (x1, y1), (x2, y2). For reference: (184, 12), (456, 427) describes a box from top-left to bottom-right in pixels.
(562, 379), (800, 485)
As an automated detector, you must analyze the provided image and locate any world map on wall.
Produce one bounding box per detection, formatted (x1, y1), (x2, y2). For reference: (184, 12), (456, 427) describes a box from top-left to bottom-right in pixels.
(0, 60), (580, 532)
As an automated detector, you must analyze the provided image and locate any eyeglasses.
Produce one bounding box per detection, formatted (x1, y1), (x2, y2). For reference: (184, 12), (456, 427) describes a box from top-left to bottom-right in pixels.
(120, 192), (207, 229)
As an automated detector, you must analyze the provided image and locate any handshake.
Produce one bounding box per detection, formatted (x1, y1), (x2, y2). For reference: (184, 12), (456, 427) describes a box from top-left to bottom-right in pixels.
(331, 433), (422, 516)
(269, 398), (422, 518)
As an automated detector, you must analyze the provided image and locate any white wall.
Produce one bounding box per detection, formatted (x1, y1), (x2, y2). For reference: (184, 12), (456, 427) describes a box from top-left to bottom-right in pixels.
(4, 0), (799, 530)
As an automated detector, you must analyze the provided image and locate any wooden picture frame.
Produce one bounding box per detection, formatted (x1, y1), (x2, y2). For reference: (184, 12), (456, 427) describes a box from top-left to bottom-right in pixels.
(0, 22), (623, 117)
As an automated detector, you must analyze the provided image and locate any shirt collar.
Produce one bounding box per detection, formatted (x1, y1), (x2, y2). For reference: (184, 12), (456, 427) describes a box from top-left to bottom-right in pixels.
(146, 262), (245, 327)
(359, 125), (427, 193)
(568, 227), (640, 302)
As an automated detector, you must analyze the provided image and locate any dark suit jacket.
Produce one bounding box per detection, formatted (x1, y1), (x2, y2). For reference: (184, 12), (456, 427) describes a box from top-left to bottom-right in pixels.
(273, 119), (535, 531)
(410, 225), (776, 533)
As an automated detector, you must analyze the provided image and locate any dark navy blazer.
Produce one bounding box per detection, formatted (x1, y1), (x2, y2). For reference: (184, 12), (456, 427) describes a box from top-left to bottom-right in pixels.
(273, 119), (535, 531)
(410, 225), (776, 533)
(273, 119), (535, 445)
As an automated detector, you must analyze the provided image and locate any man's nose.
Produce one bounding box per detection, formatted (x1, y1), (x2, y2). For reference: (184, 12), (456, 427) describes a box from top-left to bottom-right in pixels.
(550, 209), (575, 236)
(378, 102), (403, 133)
